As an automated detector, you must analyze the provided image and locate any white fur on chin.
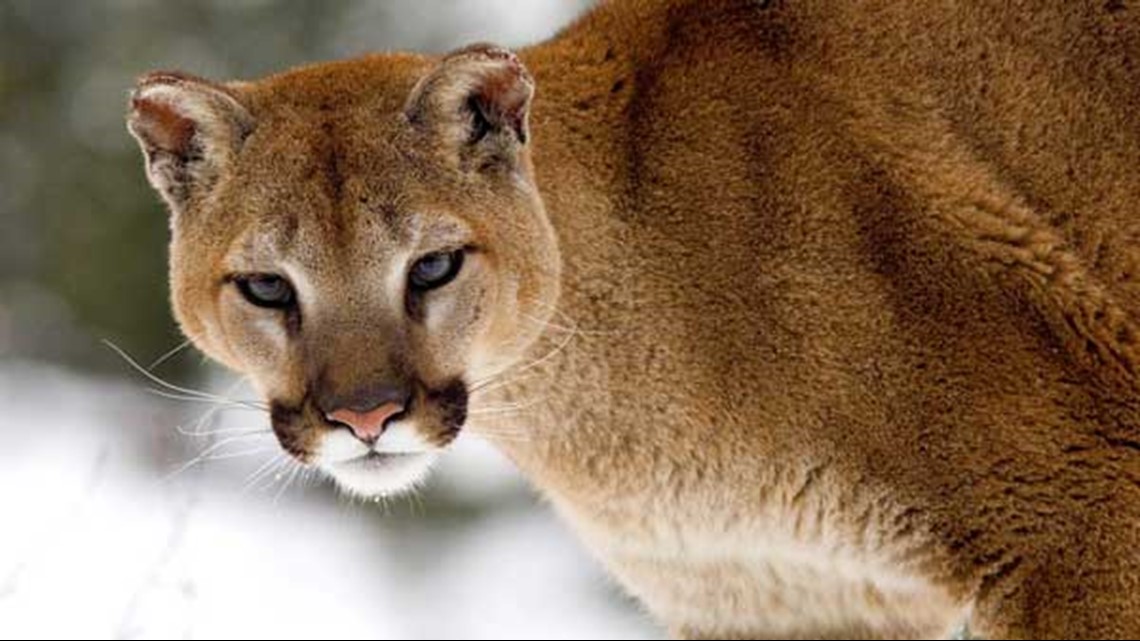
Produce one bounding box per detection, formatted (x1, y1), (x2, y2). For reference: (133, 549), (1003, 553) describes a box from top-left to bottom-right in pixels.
(323, 452), (438, 498)
(314, 424), (440, 498)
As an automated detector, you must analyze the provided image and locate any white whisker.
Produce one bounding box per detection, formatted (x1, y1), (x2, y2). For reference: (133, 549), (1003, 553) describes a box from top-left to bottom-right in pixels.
(104, 339), (261, 408)
(470, 322), (578, 396)
(246, 456), (292, 494)
(176, 381), (255, 438)
(273, 462), (304, 503)
(176, 424), (272, 438)
(146, 339), (192, 371)
(146, 387), (268, 412)
(469, 431), (532, 444)
(468, 391), (552, 416)
(162, 433), (274, 482)
(522, 299), (618, 336)
(195, 446), (276, 463)
(242, 453), (288, 492)
(468, 406), (535, 417)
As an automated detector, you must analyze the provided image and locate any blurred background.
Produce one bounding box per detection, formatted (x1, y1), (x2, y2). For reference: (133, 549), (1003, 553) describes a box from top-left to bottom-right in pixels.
(0, 1), (660, 638)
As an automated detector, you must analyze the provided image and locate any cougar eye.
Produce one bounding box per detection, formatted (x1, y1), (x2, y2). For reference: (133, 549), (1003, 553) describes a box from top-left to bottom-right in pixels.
(409, 249), (465, 291)
(234, 274), (296, 309)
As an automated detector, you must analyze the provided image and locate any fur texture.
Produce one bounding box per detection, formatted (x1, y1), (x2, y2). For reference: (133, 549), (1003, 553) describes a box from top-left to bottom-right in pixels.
(128, 1), (1140, 637)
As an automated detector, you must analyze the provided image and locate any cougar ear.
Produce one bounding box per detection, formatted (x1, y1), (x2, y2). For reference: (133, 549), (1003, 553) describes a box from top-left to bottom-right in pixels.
(126, 71), (254, 216)
(404, 44), (534, 171)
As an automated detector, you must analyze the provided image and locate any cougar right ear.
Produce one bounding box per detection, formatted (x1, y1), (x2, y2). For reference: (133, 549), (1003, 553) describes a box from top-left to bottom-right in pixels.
(126, 71), (254, 216)
(404, 44), (534, 172)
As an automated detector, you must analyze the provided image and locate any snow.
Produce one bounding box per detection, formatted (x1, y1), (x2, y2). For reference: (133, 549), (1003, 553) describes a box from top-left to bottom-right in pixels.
(0, 362), (657, 639)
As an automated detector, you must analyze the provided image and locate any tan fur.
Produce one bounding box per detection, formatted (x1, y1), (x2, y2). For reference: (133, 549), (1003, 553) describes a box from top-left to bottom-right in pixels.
(128, 1), (1140, 637)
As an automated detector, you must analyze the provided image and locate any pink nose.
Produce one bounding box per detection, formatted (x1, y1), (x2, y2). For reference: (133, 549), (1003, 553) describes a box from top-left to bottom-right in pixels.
(327, 401), (405, 442)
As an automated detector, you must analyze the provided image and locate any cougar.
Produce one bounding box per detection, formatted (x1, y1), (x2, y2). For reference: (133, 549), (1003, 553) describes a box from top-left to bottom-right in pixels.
(127, 1), (1140, 637)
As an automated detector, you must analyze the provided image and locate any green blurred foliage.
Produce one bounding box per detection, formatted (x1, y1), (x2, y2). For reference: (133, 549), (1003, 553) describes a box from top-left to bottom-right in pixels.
(0, 1), (350, 376)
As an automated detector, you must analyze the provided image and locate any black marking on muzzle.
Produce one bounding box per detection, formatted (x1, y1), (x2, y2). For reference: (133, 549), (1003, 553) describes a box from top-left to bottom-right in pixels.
(269, 400), (309, 460)
(428, 378), (468, 445)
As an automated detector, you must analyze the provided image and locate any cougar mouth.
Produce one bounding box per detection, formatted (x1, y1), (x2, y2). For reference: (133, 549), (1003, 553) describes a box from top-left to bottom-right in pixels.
(341, 450), (422, 469)
(324, 450), (439, 497)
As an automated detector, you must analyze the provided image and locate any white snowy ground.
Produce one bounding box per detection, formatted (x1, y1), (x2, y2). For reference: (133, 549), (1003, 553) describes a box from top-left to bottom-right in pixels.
(0, 361), (658, 639)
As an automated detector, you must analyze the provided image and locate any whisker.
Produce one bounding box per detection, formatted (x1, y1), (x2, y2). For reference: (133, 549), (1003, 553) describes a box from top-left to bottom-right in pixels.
(246, 456), (292, 494)
(146, 387), (268, 412)
(468, 406), (537, 417)
(522, 299), (619, 336)
(469, 323), (578, 395)
(147, 339), (192, 371)
(162, 433), (274, 482)
(263, 460), (291, 498)
(467, 421), (532, 431)
(242, 453), (288, 492)
(194, 446), (277, 463)
(467, 431), (532, 444)
(466, 304), (584, 393)
(103, 339), (256, 407)
(373, 493), (392, 515)
(175, 383), (251, 438)
(176, 424), (272, 438)
(299, 466), (321, 489)
(410, 491), (426, 518)
(183, 403), (226, 437)
(484, 400), (533, 409)
(468, 392), (552, 415)
(467, 301), (583, 392)
(273, 462), (304, 503)
(466, 420), (534, 436)
(519, 312), (579, 335)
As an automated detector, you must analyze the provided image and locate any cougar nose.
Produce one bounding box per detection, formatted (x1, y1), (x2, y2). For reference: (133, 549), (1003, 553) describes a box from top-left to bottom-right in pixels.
(324, 386), (408, 443)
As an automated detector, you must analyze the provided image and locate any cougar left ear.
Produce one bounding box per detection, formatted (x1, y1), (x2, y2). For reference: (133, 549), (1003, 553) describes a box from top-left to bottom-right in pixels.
(404, 44), (534, 170)
(127, 71), (254, 216)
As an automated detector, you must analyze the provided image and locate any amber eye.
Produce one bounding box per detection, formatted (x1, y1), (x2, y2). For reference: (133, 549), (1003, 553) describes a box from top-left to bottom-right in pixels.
(234, 274), (296, 309)
(409, 249), (465, 292)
